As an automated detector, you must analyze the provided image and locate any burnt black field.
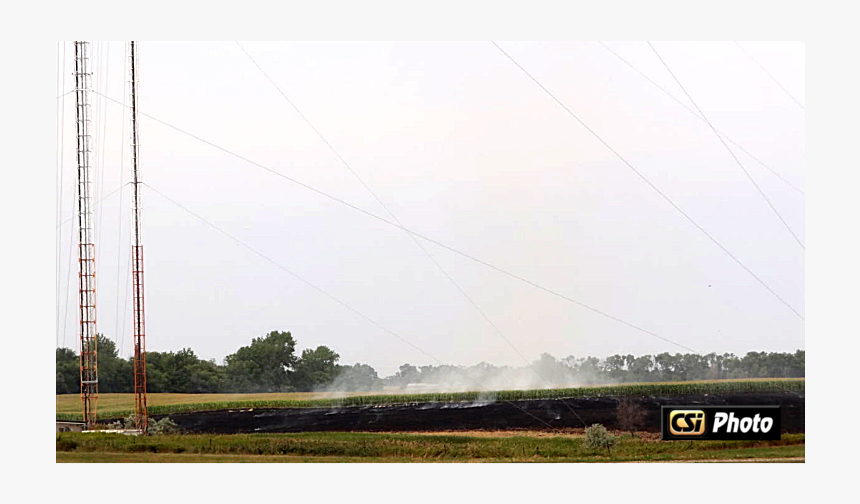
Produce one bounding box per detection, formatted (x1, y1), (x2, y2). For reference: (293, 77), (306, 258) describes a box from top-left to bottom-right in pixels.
(157, 391), (804, 434)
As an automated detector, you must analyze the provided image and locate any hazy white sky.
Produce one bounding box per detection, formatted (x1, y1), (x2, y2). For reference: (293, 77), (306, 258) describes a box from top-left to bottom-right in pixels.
(56, 41), (804, 376)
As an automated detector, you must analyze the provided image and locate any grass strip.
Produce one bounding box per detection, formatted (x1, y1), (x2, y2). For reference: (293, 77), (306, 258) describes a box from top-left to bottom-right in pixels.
(56, 431), (804, 462)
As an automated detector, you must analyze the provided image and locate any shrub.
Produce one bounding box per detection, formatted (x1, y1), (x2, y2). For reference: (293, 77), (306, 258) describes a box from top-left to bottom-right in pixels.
(148, 417), (179, 435)
(584, 423), (616, 452)
(56, 439), (78, 451)
(103, 419), (124, 430)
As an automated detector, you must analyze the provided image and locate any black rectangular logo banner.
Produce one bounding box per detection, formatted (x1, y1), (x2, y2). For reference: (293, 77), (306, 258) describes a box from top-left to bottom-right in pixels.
(661, 406), (781, 440)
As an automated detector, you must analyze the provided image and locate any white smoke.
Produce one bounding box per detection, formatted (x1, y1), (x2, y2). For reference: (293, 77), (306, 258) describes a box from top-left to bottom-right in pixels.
(318, 354), (615, 396)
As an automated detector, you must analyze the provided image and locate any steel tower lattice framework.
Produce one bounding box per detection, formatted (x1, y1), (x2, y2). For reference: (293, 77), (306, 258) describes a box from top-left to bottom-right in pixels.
(129, 41), (148, 432)
(73, 41), (98, 428)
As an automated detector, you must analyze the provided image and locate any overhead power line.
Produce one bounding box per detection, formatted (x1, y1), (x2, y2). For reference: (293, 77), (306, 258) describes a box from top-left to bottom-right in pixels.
(489, 41), (804, 321)
(144, 182), (560, 429)
(597, 41), (805, 196)
(646, 42), (805, 250)
(91, 88), (698, 353)
(234, 41), (589, 400)
(734, 42), (805, 111)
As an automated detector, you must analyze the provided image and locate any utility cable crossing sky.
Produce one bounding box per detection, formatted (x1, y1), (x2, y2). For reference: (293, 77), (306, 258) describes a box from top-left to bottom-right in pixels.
(57, 42), (804, 379)
(143, 182), (570, 429)
(489, 42), (804, 321)
(91, 89), (702, 353)
(233, 41), (594, 396)
(56, 41), (804, 436)
(596, 41), (805, 197)
(646, 42), (805, 250)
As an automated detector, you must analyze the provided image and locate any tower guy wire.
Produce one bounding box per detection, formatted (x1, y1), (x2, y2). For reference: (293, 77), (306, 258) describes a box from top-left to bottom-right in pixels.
(115, 41), (129, 358)
(56, 41), (65, 351)
(490, 41), (803, 321)
(234, 41), (590, 419)
(144, 182), (566, 430)
(596, 41), (805, 196)
(646, 41), (804, 250)
(91, 89), (703, 352)
(734, 42), (805, 111)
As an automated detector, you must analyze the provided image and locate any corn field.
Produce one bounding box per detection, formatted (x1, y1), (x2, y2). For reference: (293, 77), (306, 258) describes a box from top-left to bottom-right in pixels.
(56, 378), (804, 422)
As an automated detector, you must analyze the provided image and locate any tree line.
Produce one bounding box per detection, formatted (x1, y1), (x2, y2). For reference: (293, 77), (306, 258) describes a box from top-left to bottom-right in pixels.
(383, 350), (805, 390)
(56, 331), (383, 394)
(56, 330), (804, 394)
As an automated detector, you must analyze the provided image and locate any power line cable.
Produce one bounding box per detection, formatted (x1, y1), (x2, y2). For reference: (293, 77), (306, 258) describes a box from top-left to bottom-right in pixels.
(490, 41), (804, 321)
(596, 41), (805, 196)
(234, 42), (588, 416)
(734, 42), (805, 111)
(91, 89), (699, 353)
(646, 42), (805, 250)
(144, 182), (561, 429)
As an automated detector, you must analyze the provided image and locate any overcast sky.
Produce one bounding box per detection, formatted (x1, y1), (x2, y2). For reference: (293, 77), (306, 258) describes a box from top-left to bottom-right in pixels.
(55, 41), (804, 376)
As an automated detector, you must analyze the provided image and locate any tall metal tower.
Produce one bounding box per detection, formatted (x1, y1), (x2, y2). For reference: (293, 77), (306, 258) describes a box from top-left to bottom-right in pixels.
(73, 41), (98, 428)
(129, 41), (149, 432)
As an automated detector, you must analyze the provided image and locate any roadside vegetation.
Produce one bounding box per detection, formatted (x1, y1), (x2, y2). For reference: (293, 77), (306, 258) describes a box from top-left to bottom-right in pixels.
(56, 431), (805, 463)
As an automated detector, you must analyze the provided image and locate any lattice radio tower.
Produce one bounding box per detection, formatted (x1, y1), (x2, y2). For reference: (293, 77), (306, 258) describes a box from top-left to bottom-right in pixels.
(129, 41), (149, 432)
(73, 41), (98, 428)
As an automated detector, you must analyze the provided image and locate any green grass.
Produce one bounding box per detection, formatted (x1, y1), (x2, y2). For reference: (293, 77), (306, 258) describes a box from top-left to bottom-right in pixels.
(55, 391), (365, 419)
(56, 378), (805, 422)
(55, 431), (805, 463)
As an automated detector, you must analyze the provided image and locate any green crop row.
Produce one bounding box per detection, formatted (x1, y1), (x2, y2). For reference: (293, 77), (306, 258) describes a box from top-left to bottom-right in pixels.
(55, 378), (804, 422)
(56, 431), (806, 462)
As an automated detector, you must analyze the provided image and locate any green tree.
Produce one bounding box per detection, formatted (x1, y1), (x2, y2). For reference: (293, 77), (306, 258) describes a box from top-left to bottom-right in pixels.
(292, 345), (341, 391)
(329, 363), (383, 391)
(604, 354), (628, 381)
(394, 363), (420, 389)
(95, 334), (133, 393)
(223, 330), (298, 392)
(56, 347), (79, 394)
(629, 355), (655, 381)
(145, 350), (171, 392)
(145, 348), (225, 393)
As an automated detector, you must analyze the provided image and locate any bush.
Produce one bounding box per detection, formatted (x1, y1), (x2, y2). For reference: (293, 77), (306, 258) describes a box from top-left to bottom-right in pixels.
(56, 439), (78, 451)
(103, 419), (124, 430)
(584, 423), (616, 452)
(148, 417), (179, 435)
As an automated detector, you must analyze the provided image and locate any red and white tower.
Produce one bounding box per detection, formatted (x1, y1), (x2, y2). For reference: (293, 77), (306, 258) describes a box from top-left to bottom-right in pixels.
(129, 40), (149, 432)
(73, 41), (99, 428)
